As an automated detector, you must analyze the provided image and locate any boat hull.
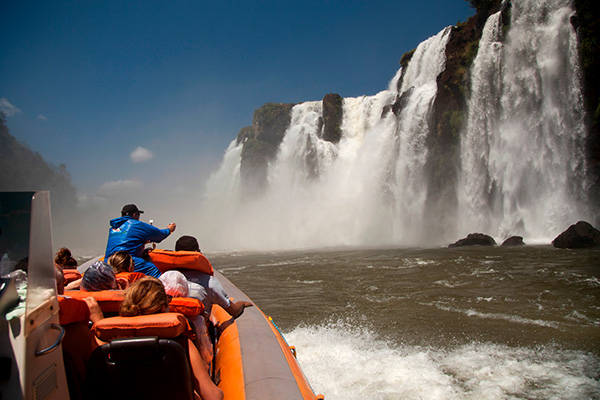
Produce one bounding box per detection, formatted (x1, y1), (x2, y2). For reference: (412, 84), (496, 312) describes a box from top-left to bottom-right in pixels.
(212, 270), (319, 400)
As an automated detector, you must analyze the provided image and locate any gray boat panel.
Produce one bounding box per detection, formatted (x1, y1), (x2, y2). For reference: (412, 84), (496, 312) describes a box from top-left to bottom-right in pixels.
(214, 270), (306, 400)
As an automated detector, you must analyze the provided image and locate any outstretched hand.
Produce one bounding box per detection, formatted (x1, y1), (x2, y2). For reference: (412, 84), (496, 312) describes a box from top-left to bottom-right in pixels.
(227, 300), (253, 319)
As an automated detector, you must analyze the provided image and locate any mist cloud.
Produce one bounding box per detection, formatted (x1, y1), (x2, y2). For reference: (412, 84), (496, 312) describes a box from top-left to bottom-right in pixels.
(0, 98), (22, 116)
(130, 146), (153, 163)
(98, 179), (143, 195)
(38, 114), (48, 120)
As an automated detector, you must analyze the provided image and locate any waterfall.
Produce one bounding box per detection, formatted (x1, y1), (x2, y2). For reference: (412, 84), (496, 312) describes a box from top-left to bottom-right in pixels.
(199, 0), (591, 251)
(393, 26), (452, 241)
(459, 0), (589, 242)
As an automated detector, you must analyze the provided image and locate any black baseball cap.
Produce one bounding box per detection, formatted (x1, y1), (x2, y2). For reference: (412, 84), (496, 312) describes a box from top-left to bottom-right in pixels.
(121, 204), (144, 216)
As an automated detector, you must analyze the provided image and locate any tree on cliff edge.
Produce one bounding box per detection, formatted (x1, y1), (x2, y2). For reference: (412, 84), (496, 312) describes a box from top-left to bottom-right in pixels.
(467, 0), (502, 15)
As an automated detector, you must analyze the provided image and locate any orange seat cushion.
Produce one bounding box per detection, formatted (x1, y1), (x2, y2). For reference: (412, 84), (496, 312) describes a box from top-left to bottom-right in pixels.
(92, 313), (191, 341)
(58, 296), (91, 325)
(63, 290), (125, 313)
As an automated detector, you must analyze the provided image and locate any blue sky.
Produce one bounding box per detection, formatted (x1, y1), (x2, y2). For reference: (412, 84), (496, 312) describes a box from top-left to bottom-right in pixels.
(1, 0), (473, 203)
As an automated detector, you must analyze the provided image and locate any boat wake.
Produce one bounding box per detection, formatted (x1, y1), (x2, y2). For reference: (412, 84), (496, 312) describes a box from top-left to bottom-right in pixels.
(285, 320), (600, 400)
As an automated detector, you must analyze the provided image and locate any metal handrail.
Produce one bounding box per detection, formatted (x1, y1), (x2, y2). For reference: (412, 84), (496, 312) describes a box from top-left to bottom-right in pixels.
(35, 324), (65, 357)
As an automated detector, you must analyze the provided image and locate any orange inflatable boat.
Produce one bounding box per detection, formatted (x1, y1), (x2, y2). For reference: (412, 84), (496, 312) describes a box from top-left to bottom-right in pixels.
(0, 191), (323, 400)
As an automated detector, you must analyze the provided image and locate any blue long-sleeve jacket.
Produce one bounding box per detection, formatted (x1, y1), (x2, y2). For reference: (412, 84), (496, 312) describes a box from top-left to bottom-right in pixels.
(104, 216), (171, 277)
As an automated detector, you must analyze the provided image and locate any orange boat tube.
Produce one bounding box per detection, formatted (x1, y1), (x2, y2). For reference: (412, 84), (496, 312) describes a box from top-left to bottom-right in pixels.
(212, 270), (323, 400)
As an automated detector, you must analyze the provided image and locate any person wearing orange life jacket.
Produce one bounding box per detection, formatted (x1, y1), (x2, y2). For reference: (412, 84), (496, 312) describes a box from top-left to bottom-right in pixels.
(173, 235), (252, 320)
(119, 277), (224, 400)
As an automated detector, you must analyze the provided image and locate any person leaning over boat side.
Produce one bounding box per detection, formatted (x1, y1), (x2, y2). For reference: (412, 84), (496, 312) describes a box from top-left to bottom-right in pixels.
(160, 270), (214, 363)
(119, 277), (224, 400)
(105, 203), (176, 278)
(174, 235), (252, 320)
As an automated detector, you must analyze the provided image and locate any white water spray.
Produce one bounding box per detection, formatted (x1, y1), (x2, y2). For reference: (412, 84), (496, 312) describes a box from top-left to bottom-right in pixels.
(459, 0), (589, 242)
(199, 28), (451, 250)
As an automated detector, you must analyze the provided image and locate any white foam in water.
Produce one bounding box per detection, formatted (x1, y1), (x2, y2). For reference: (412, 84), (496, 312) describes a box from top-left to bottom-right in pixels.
(285, 321), (600, 400)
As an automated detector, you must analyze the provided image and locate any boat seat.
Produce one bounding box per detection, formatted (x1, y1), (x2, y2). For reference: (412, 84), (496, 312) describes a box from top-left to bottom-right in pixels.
(84, 313), (196, 400)
(85, 336), (194, 400)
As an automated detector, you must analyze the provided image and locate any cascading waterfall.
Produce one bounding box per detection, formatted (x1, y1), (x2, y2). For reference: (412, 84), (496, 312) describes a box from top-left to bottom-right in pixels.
(393, 26), (452, 241)
(200, 0), (591, 251)
(200, 28), (450, 251)
(458, 0), (589, 242)
(459, 11), (505, 237)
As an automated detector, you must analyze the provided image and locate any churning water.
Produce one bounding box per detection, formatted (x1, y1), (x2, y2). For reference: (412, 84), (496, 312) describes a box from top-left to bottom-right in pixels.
(212, 246), (600, 400)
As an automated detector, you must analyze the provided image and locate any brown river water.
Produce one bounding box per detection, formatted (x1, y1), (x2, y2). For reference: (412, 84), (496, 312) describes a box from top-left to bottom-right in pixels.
(209, 245), (600, 400)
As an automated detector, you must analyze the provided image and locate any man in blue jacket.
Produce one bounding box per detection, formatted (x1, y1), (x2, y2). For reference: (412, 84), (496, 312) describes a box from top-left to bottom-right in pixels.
(105, 204), (176, 277)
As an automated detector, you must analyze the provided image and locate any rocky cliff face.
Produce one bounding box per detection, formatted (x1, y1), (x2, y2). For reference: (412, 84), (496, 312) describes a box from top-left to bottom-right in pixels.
(236, 103), (295, 195)
(321, 93), (344, 143)
(0, 113), (77, 216)
(236, 95), (346, 194)
(425, 1), (507, 237)
(573, 0), (600, 207)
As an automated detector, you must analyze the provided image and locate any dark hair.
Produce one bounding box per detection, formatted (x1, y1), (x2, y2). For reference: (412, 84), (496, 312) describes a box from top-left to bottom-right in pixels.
(175, 235), (200, 252)
(55, 247), (78, 268)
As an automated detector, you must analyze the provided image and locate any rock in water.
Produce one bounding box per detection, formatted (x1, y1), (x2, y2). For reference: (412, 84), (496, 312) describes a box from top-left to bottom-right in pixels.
(552, 221), (600, 248)
(449, 233), (497, 247)
(502, 236), (525, 246)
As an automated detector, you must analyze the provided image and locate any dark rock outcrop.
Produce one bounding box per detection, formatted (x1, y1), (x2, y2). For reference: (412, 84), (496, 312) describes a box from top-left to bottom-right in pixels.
(502, 236), (525, 246)
(552, 221), (600, 248)
(449, 233), (497, 247)
(251, 103), (295, 147)
(424, 1), (507, 241)
(425, 15), (483, 242)
(237, 103), (295, 195)
(321, 93), (344, 143)
(573, 0), (600, 224)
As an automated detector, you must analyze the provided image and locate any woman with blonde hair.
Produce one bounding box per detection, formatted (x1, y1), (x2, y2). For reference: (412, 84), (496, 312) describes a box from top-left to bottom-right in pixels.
(107, 251), (134, 274)
(119, 277), (223, 400)
(108, 250), (145, 284)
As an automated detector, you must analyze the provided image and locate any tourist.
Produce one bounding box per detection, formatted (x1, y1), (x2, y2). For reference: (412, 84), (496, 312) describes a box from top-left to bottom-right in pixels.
(174, 235), (252, 320)
(107, 250), (145, 284)
(105, 204), (176, 278)
(119, 277), (223, 400)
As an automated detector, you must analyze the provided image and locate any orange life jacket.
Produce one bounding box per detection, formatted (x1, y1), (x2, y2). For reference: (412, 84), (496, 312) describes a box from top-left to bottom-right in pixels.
(116, 271), (147, 283)
(149, 249), (214, 275)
